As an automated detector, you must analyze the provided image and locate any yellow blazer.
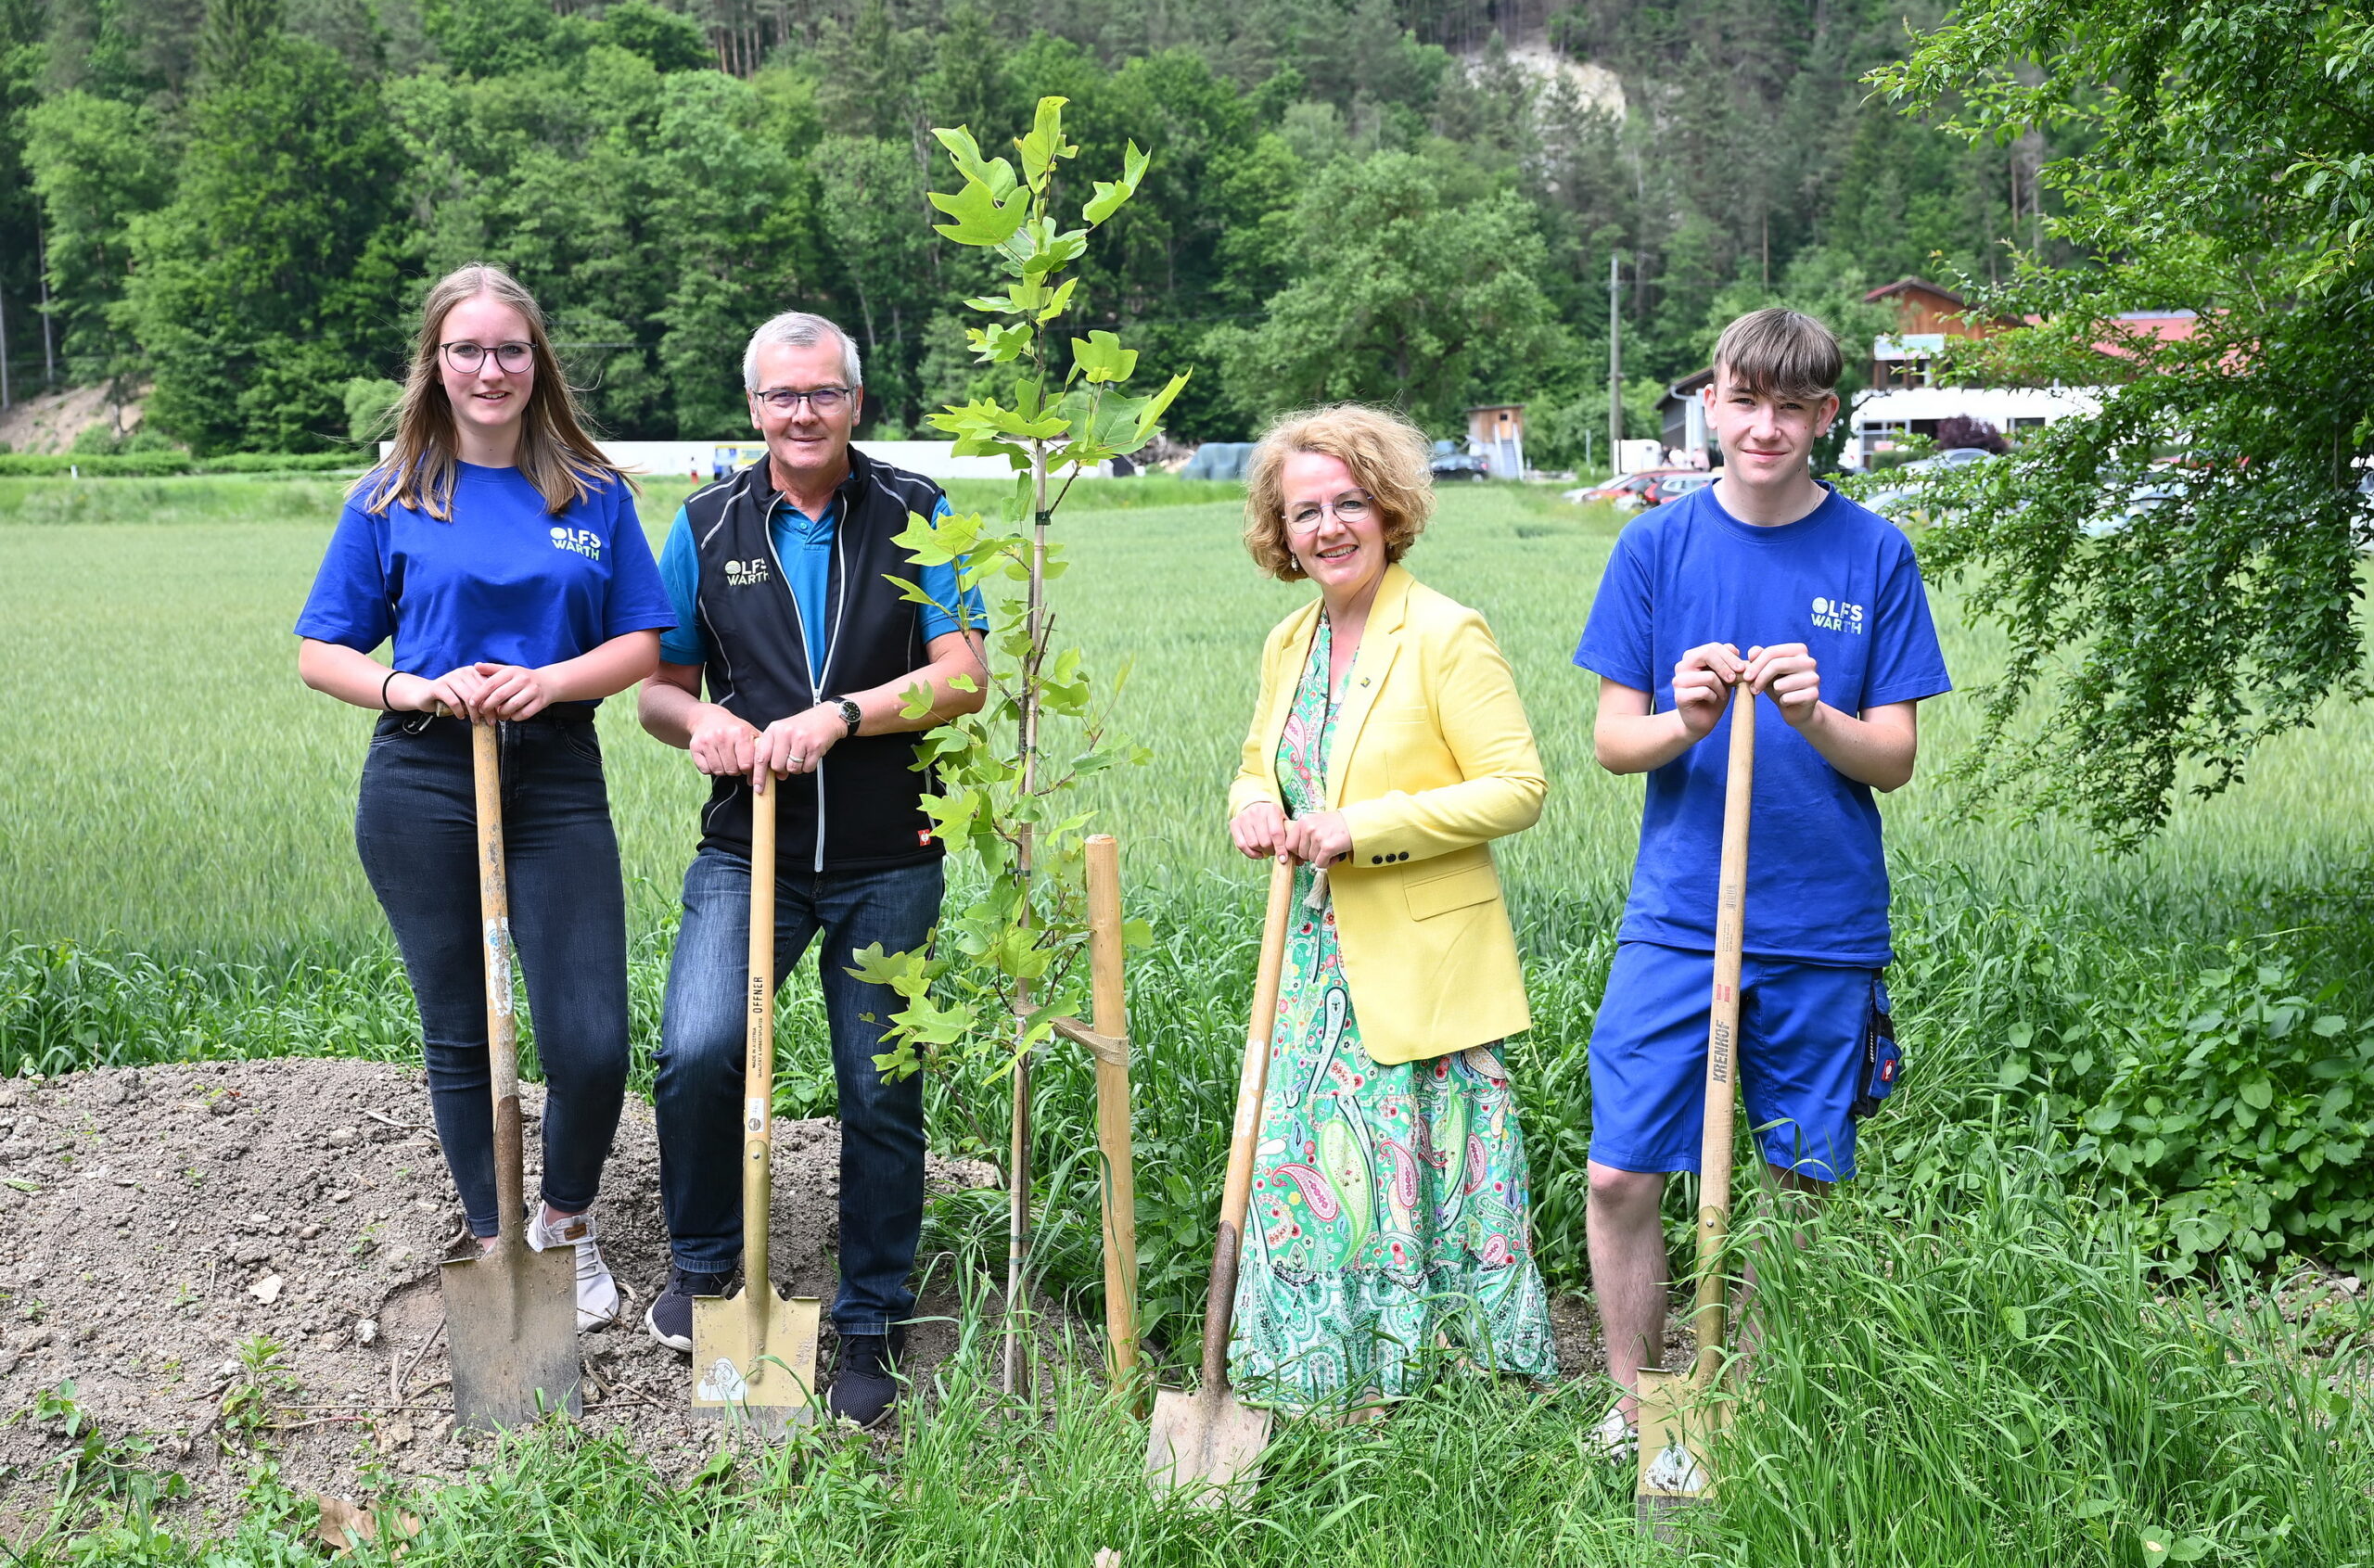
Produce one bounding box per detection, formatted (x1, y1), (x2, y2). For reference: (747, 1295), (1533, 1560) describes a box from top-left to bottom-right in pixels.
(1227, 564), (1546, 1064)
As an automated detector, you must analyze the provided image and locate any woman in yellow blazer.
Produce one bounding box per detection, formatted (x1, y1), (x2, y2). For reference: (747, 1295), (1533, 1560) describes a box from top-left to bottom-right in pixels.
(1224, 403), (1556, 1412)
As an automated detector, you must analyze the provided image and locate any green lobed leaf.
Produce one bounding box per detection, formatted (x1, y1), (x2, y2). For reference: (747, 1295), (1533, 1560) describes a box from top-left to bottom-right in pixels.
(928, 179), (1029, 247)
(1017, 96), (1076, 187)
(929, 125), (1017, 198)
(1068, 329), (1138, 386)
(1081, 139), (1149, 225)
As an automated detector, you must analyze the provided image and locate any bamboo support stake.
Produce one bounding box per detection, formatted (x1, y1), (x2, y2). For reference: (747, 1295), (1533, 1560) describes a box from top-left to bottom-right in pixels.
(1085, 835), (1139, 1394)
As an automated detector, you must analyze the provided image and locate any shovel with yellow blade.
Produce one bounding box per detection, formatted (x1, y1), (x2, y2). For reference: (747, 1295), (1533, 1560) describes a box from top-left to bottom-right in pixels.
(691, 771), (823, 1432)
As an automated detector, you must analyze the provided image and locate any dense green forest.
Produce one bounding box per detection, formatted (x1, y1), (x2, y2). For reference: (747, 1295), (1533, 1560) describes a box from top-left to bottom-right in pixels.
(0, 0), (2051, 457)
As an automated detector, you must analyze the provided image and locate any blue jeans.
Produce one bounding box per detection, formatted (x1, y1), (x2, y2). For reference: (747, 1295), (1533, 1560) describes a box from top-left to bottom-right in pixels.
(353, 711), (631, 1235)
(655, 846), (942, 1335)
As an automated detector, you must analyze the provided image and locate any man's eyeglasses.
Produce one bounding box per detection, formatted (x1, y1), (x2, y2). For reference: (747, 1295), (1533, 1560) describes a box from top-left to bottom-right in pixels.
(755, 386), (853, 414)
(440, 341), (534, 374)
(1284, 493), (1374, 534)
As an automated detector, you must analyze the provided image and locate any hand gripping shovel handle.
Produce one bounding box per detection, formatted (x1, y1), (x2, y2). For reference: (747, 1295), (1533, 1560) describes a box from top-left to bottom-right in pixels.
(744, 774), (778, 1304)
(470, 720), (529, 1250)
(1198, 854), (1300, 1396)
(1690, 685), (1755, 1386)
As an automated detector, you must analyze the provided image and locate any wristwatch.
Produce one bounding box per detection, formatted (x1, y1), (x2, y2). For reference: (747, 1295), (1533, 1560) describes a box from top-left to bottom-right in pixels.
(824, 696), (862, 737)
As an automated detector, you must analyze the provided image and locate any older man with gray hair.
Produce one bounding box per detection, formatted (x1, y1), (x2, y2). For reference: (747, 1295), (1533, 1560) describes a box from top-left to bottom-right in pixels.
(638, 310), (986, 1426)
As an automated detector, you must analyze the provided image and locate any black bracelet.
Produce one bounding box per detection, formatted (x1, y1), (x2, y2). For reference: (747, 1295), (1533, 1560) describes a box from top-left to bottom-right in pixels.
(380, 669), (401, 710)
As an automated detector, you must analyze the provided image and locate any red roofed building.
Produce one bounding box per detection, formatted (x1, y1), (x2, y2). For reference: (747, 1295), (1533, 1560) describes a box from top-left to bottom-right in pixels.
(1861, 277), (2021, 389)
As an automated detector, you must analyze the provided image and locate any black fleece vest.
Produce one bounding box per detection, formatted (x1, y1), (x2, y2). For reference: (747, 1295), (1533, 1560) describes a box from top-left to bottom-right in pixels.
(685, 446), (947, 873)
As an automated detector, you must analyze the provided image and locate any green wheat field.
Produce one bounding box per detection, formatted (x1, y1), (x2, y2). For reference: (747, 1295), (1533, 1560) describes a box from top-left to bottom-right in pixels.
(2, 474), (2370, 1564)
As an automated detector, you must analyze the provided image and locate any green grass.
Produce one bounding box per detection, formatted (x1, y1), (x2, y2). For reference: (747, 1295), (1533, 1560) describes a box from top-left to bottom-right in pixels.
(4, 475), (2373, 1562)
(18, 1165), (2371, 1566)
(6, 474), (2370, 950)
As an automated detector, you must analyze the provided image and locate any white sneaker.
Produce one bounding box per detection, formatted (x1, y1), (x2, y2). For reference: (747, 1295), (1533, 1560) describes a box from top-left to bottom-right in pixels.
(1593, 1402), (1638, 1462)
(525, 1205), (621, 1330)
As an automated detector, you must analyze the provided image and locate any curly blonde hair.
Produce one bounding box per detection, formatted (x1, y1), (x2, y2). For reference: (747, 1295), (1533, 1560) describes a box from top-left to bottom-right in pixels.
(1243, 404), (1435, 582)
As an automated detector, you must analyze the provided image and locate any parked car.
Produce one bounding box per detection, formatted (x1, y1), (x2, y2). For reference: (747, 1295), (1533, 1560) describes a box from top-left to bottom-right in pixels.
(1861, 447), (1997, 522)
(2080, 480), (2183, 539)
(1430, 450), (1491, 482)
(1902, 445), (1997, 474)
(1563, 468), (1688, 506)
(1640, 471), (1716, 507)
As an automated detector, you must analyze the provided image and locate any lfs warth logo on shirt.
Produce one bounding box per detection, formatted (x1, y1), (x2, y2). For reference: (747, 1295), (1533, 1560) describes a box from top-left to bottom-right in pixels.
(723, 557), (771, 587)
(1809, 593), (1864, 634)
(549, 525), (604, 560)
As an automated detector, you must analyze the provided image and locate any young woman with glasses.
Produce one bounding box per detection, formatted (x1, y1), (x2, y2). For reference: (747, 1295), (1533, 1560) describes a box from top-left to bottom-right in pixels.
(294, 263), (673, 1330)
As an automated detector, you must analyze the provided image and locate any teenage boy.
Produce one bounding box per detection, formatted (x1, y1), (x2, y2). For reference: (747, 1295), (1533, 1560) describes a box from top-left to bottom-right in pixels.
(1571, 307), (1951, 1454)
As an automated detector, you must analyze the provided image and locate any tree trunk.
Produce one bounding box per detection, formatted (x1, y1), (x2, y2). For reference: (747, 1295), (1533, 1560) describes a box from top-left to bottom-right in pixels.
(1004, 436), (1053, 1401)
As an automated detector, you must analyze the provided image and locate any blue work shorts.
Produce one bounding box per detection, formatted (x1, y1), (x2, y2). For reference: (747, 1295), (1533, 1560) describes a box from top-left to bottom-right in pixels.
(1587, 940), (1885, 1183)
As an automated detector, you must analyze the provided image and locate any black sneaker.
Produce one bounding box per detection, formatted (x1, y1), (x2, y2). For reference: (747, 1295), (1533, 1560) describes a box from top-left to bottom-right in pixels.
(645, 1264), (735, 1353)
(826, 1328), (907, 1428)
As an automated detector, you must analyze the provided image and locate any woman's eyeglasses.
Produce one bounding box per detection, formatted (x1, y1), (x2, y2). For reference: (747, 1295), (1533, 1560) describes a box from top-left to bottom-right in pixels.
(1284, 494), (1373, 534)
(754, 386), (852, 414)
(440, 341), (534, 374)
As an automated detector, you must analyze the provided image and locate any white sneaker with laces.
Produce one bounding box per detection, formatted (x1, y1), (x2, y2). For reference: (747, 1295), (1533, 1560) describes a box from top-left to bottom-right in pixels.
(525, 1205), (621, 1330)
(1593, 1402), (1639, 1462)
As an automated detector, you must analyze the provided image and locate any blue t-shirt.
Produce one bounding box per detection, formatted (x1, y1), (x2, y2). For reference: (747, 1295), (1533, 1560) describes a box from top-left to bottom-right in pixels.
(295, 463), (673, 687)
(1574, 482), (1952, 965)
(656, 494), (983, 673)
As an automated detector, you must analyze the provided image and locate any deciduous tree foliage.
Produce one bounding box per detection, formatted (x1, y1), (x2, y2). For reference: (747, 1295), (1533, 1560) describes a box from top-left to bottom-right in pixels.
(1213, 149), (1563, 425)
(124, 12), (406, 453)
(3, 0), (2059, 454)
(1878, 0), (2374, 845)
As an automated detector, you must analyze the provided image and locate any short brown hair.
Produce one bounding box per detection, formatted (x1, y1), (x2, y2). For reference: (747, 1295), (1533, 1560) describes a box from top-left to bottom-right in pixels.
(1243, 404), (1434, 582)
(1712, 307), (1843, 401)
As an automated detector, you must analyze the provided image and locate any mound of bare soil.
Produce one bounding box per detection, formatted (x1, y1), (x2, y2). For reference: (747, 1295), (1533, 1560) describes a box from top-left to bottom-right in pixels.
(0, 1060), (1008, 1517)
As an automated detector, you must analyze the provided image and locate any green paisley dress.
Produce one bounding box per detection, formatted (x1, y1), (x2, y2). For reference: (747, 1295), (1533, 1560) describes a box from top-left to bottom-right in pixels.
(1228, 613), (1557, 1410)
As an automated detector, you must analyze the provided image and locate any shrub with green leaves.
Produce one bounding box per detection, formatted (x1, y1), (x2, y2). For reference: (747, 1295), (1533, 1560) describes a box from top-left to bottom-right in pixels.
(2023, 945), (2374, 1272)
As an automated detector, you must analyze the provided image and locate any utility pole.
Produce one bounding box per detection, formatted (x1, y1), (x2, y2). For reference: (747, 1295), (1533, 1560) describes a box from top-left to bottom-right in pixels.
(1607, 250), (1623, 476)
(2, 268), (12, 412)
(36, 212), (55, 390)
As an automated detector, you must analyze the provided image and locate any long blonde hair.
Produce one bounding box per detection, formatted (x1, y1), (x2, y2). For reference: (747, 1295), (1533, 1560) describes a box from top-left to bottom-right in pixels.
(359, 264), (627, 518)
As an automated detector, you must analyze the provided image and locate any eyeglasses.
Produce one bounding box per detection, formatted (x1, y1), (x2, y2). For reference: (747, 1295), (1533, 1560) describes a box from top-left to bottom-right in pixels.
(1284, 493), (1374, 534)
(754, 386), (853, 414)
(440, 341), (534, 374)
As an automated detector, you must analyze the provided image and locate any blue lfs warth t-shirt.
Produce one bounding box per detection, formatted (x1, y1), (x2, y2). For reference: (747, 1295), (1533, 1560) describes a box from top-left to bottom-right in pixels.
(295, 462), (674, 686)
(1574, 481), (1953, 966)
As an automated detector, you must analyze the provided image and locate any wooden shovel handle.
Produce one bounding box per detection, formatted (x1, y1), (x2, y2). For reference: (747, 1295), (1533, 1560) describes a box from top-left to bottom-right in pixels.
(744, 775), (778, 1297)
(1691, 685), (1755, 1385)
(1200, 854), (1299, 1396)
(468, 720), (528, 1250)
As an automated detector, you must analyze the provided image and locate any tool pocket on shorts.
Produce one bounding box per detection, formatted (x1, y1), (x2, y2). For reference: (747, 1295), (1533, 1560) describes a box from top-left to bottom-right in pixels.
(1850, 975), (1900, 1120)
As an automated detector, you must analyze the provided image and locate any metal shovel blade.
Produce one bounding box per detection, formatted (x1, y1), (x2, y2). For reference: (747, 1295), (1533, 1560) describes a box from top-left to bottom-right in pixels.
(1635, 1366), (1729, 1530)
(1145, 1384), (1272, 1505)
(691, 1283), (822, 1434)
(440, 1239), (581, 1432)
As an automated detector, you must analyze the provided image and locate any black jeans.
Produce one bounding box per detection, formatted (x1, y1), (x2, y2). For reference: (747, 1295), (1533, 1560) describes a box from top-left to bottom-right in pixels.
(654, 846), (941, 1335)
(354, 710), (630, 1237)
